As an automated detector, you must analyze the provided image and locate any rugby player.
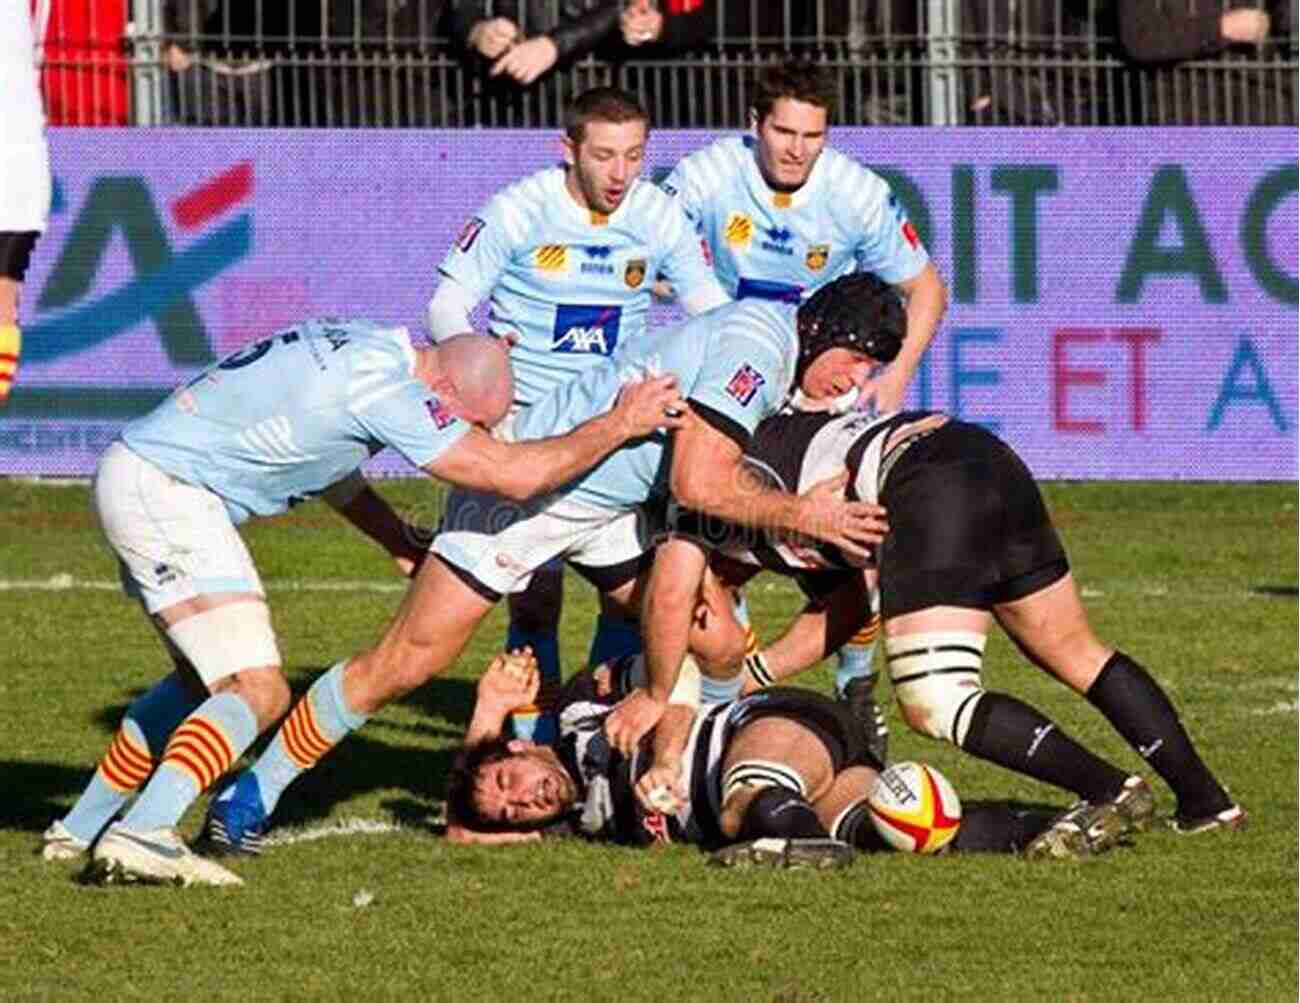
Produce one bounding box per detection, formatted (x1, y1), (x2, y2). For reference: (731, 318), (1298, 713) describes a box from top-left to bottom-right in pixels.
(44, 318), (685, 886)
(0, 0), (52, 402)
(668, 403), (1247, 837)
(201, 272), (897, 860)
(659, 60), (950, 751)
(428, 86), (730, 740)
(449, 648), (1118, 864)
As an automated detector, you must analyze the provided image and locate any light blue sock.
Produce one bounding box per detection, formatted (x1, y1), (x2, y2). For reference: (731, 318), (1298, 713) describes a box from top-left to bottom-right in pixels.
(506, 627), (561, 743)
(230, 661), (368, 817)
(732, 591), (752, 629)
(121, 692), (258, 832)
(835, 643), (879, 697)
(62, 673), (200, 843)
(586, 615), (642, 668)
(701, 672), (744, 705)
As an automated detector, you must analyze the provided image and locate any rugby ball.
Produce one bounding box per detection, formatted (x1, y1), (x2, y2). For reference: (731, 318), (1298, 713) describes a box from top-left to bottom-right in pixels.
(867, 761), (962, 854)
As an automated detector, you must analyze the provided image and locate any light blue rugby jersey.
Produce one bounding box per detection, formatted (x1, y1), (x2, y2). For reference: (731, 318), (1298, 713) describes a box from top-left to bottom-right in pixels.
(509, 298), (799, 510)
(121, 319), (470, 524)
(438, 166), (719, 406)
(660, 135), (929, 302)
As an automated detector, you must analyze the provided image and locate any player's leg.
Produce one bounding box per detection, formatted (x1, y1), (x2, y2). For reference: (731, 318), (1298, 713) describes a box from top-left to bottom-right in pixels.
(995, 574), (1242, 832)
(506, 565), (564, 742)
(82, 444), (286, 885)
(710, 714), (852, 869)
(0, 234), (40, 402)
(0, 130), (50, 403)
(204, 554), (497, 854)
(833, 569), (887, 762)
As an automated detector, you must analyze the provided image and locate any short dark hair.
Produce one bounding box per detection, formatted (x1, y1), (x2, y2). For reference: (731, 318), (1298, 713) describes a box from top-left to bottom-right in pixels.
(752, 61), (839, 124)
(565, 86), (650, 144)
(446, 738), (519, 834)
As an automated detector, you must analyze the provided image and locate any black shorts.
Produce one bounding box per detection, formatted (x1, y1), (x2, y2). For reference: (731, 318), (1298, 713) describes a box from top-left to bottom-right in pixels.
(877, 421), (1068, 618)
(0, 231), (40, 282)
(730, 687), (885, 773)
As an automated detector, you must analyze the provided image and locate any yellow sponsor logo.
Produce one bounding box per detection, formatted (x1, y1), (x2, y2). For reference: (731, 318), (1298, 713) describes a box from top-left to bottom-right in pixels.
(534, 244), (569, 272)
(724, 212), (754, 249)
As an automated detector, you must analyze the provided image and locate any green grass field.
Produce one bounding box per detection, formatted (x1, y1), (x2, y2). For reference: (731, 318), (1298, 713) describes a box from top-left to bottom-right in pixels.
(2, 479), (1296, 1002)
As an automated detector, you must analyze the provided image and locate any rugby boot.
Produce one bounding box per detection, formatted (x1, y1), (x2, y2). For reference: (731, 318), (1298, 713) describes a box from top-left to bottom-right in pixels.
(1023, 801), (1127, 861)
(89, 822), (243, 887)
(841, 676), (889, 765)
(709, 837), (854, 870)
(198, 771), (269, 856)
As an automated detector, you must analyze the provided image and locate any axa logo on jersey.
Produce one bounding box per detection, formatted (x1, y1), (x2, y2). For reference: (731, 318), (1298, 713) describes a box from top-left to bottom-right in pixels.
(552, 304), (623, 355)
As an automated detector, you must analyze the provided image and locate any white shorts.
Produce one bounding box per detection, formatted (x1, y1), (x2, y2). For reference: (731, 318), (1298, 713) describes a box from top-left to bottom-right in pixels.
(0, 140), (51, 233)
(432, 487), (651, 600)
(93, 441), (264, 613)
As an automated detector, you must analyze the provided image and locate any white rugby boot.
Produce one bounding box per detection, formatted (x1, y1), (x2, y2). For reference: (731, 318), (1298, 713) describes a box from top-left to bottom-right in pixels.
(89, 822), (243, 887)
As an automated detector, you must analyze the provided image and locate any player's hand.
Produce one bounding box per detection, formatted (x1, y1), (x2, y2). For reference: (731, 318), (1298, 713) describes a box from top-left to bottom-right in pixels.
(621, 1), (664, 46)
(856, 365), (909, 415)
(445, 821), (541, 845)
(635, 759), (686, 815)
(491, 35), (559, 84)
(1220, 8), (1270, 43)
(611, 374), (687, 438)
(796, 470), (888, 561)
(651, 278), (676, 302)
(469, 17), (520, 58)
(604, 688), (667, 756)
(477, 649), (540, 714)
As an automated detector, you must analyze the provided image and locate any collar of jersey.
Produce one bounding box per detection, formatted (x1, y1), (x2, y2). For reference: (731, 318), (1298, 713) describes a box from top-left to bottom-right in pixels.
(743, 133), (826, 211)
(553, 166), (637, 226)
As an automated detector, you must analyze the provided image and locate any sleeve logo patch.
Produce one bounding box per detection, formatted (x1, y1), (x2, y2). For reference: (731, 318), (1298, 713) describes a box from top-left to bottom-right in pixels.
(456, 217), (486, 253)
(425, 396), (457, 429)
(725, 363), (766, 407)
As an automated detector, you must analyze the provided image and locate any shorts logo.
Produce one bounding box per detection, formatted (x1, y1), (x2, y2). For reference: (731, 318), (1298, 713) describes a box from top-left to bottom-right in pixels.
(624, 258), (647, 288)
(552, 304), (623, 356)
(725, 363), (766, 407)
(456, 217), (486, 253)
(534, 244), (569, 274)
(724, 212), (753, 249)
(806, 244), (830, 271)
(425, 396), (457, 429)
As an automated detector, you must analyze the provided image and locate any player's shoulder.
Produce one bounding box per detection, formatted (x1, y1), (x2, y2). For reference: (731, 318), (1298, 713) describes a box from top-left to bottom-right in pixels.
(818, 147), (892, 209)
(482, 166), (563, 228)
(625, 178), (692, 234)
(710, 298), (798, 353)
(667, 135), (749, 185)
(326, 319), (415, 377)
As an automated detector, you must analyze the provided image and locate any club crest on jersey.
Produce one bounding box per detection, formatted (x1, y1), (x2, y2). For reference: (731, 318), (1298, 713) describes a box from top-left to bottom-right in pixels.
(725, 363), (766, 407)
(456, 217), (485, 253)
(624, 258), (647, 288)
(806, 244), (830, 271)
(425, 396), (456, 430)
(724, 212), (754, 249)
(552, 304), (623, 356)
(534, 244), (569, 274)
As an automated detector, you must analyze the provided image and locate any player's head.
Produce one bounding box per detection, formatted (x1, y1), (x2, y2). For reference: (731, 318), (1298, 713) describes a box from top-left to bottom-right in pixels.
(749, 61), (837, 192)
(451, 738), (579, 832)
(562, 87), (650, 216)
(428, 333), (514, 427)
(795, 272), (906, 397)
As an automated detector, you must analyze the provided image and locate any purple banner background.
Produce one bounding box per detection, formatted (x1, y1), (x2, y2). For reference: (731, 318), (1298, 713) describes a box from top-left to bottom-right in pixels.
(5, 128), (1296, 480)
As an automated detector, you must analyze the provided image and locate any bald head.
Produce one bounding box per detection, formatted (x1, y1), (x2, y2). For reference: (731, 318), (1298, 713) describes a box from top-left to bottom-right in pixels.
(432, 334), (514, 427)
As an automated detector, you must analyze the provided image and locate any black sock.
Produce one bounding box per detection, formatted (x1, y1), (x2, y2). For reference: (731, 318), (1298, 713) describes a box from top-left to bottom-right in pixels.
(962, 692), (1130, 802)
(951, 804), (1059, 854)
(1086, 652), (1231, 818)
(738, 786), (829, 841)
(831, 801), (891, 852)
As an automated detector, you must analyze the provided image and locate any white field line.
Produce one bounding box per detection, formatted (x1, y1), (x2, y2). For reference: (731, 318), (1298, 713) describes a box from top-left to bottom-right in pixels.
(1250, 700), (1300, 715)
(260, 817), (410, 847)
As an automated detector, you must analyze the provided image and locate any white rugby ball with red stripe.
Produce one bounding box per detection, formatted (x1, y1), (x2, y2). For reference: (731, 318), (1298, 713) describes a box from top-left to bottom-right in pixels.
(867, 761), (962, 854)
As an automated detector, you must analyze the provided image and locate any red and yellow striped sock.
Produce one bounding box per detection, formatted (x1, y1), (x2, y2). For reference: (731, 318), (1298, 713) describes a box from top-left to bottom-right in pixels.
(280, 693), (336, 771)
(96, 725), (154, 793)
(161, 715), (236, 793)
(0, 324), (20, 402)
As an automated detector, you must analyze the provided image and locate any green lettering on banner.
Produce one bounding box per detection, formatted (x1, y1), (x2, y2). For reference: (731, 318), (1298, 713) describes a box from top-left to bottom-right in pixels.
(1241, 163), (1299, 306)
(951, 166), (977, 304)
(869, 167), (933, 254)
(37, 178), (213, 365)
(991, 166), (1058, 304)
(1116, 165), (1227, 304)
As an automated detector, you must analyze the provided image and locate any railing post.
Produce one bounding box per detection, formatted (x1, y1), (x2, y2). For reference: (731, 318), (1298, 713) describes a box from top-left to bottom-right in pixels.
(127, 0), (165, 125)
(926, 0), (960, 126)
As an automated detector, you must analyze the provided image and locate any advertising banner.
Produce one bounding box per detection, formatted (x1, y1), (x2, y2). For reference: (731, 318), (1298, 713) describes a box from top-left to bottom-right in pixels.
(6, 128), (1295, 479)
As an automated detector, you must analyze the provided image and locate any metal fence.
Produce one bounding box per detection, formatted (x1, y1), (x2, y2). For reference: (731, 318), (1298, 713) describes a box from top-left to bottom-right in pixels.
(37, 0), (1298, 127)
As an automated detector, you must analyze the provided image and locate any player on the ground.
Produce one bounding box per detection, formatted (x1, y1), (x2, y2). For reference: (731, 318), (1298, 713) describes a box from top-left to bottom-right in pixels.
(200, 274), (897, 860)
(43, 318), (686, 886)
(429, 86), (730, 740)
(662, 402), (1246, 837)
(449, 648), (1123, 864)
(0, 0), (53, 402)
(659, 60), (949, 754)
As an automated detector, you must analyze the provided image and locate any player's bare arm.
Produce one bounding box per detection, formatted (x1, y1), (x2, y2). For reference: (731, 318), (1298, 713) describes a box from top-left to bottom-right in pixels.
(322, 471), (427, 577)
(634, 702), (695, 815)
(428, 374), (686, 501)
(670, 406), (888, 559)
(861, 263), (948, 412)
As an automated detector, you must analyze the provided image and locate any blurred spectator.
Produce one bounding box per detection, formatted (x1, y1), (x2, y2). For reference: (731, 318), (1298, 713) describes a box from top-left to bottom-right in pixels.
(450, 1), (621, 86)
(960, 0), (1127, 124)
(42, 0), (129, 125)
(1117, 0), (1295, 123)
(847, 0), (923, 124)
